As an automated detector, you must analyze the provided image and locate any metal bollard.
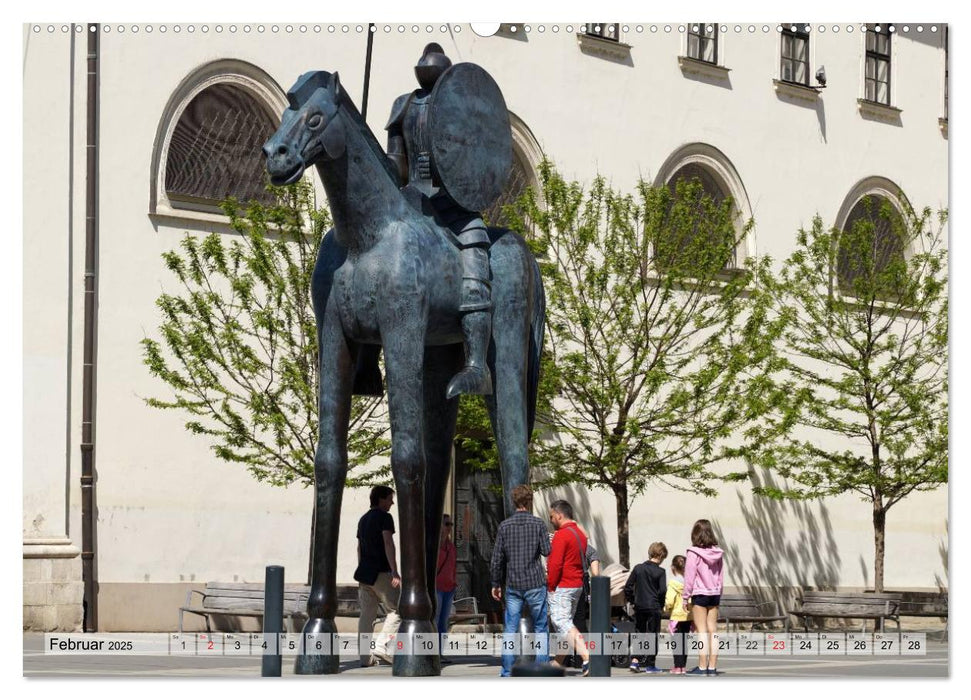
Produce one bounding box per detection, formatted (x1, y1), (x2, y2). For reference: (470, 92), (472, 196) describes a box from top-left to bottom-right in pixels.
(516, 610), (536, 665)
(589, 575), (611, 677)
(512, 662), (565, 677)
(261, 565), (284, 677)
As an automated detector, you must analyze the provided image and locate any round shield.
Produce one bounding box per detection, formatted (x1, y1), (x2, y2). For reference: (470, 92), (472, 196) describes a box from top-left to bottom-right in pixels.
(428, 63), (513, 212)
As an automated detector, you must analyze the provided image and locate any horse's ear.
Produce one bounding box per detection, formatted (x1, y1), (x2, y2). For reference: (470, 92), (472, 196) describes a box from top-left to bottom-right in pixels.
(330, 72), (342, 98)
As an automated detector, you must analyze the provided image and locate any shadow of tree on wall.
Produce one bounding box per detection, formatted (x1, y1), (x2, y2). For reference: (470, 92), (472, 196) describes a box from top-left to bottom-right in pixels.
(711, 470), (842, 620)
(935, 519), (949, 592)
(536, 484), (612, 567)
(859, 556), (870, 590)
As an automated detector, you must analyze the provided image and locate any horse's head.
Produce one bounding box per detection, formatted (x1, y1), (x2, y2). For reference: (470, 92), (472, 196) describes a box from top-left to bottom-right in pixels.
(264, 71), (346, 186)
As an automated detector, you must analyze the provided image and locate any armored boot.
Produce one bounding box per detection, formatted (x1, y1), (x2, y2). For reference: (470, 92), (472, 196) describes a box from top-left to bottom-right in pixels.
(446, 245), (493, 399)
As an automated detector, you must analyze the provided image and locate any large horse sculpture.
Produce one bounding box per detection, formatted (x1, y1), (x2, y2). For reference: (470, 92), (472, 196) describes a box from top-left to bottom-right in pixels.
(263, 70), (545, 676)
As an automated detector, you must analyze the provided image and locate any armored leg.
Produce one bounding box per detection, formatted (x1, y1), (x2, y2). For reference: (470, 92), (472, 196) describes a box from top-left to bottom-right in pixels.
(446, 224), (493, 399)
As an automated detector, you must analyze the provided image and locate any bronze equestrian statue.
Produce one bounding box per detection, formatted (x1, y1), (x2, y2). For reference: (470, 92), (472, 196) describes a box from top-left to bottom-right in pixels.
(263, 46), (545, 677)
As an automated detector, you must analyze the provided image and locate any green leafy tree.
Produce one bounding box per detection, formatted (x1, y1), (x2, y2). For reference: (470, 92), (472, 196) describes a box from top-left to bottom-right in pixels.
(744, 198), (948, 592)
(518, 161), (771, 567)
(141, 181), (390, 489)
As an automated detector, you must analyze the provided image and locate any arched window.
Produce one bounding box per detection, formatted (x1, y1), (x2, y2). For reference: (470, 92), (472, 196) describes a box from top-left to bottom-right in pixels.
(836, 183), (909, 296)
(165, 83), (277, 208)
(151, 60), (287, 220)
(654, 144), (753, 275)
(667, 162), (730, 206)
(482, 147), (533, 228)
(482, 112), (543, 229)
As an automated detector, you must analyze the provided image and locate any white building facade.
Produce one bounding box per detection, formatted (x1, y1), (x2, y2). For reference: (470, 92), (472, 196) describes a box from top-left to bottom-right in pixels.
(23, 22), (948, 631)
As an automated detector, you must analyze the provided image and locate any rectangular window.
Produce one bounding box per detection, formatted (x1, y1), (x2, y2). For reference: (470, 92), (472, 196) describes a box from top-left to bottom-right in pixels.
(687, 23), (718, 64)
(780, 25), (810, 85)
(585, 23), (620, 41)
(944, 25), (949, 120)
(865, 24), (892, 105)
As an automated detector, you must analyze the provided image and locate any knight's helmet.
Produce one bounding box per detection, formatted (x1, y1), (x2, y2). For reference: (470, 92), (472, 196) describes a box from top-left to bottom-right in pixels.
(415, 42), (452, 91)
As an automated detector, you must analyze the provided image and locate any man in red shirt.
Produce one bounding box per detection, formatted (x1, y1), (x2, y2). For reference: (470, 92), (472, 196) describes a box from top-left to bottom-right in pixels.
(547, 500), (591, 676)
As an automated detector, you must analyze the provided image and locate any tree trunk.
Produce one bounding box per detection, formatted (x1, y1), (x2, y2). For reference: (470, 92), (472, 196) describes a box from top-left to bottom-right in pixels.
(614, 483), (630, 569)
(872, 501), (886, 593)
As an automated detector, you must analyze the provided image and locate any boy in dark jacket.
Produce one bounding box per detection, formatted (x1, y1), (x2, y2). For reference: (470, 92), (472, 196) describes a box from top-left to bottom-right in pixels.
(624, 542), (668, 673)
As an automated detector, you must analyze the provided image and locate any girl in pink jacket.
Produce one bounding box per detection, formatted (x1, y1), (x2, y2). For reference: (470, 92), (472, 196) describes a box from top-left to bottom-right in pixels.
(682, 519), (724, 676)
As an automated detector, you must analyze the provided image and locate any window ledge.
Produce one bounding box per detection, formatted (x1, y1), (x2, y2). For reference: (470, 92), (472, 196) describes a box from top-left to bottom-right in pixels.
(643, 265), (749, 290)
(832, 291), (924, 320)
(939, 117), (948, 138)
(678, 56), (730, 80)
(496, 24), (527, 39)
(857, 98), (902, 123)
(576, 33), (631, 61)
(150, 201), (234, 227)
(773, 79), (821, 103)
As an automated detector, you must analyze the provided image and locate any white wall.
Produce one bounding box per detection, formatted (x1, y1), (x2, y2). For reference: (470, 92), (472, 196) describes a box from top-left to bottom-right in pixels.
(23, 24), (949, 629)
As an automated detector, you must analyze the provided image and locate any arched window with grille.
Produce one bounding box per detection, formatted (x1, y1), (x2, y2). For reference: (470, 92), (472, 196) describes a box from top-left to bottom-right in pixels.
(653, 144), (753, 276)
(151, 61), (287, 220)
(482, 147), (533, 228)
(482, 112), (543, 230)
(836, 190), (909, 298)
(165, 83), (277, 208)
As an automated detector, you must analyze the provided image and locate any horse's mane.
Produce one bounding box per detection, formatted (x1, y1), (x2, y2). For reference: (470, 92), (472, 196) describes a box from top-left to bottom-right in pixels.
(336, 88), (402, 187)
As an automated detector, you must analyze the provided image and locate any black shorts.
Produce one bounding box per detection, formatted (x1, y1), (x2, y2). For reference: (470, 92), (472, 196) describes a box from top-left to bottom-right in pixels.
(691, 594), (721, 607)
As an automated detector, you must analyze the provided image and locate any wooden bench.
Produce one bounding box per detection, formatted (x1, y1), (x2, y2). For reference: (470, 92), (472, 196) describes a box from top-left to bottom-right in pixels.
(448, 596), (488, 630)
(866, 590), (948, 620)
(870, 590), (948, 639)
(786, 591), (902, 634)
(180, 582), (483, 633)
(717, 593), (787, 631)
(179, 583), (371, 634)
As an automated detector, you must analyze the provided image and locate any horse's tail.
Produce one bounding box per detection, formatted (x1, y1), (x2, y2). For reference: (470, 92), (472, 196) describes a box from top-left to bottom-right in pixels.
(526, 254), (546, 442)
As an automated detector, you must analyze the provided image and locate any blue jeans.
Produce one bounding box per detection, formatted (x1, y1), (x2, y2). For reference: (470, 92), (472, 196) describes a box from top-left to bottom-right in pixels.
(501, 586), (549, 676)
(436, 589), (455, 651)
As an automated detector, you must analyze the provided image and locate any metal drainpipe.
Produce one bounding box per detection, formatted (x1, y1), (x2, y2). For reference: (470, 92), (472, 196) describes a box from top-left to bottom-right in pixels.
(80, 22), (100, 632)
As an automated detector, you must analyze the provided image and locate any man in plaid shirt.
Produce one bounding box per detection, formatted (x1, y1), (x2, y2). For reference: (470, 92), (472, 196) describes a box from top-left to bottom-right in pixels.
(490, 484), (551, 676)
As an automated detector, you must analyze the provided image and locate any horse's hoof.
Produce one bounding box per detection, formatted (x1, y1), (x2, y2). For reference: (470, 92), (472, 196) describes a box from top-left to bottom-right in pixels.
(294, 617), (340, 675)
(392, 619), (441, 677)
(445, 367), (493, 400)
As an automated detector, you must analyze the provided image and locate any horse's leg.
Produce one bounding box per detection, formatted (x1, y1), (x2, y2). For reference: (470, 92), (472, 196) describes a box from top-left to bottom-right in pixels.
(485, 238), (532, 518)
(295, 302), (354, 675)
(380, 308), (437, 676)
(421, 345), (463, 631)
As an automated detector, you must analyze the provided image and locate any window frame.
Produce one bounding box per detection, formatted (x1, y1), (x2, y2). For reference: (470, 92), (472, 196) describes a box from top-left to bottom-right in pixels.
(943, 25), (949, 121)
(164, 82), (281, 213)
(780, 24), (811, 86)
(864, 24), (893, 106)
(687, 22), (719, 64)
(585, 22), (620, 42)
(150, 60), (288, 226)
(836, 195), (908, 296)
(653, 144), (756, 273)
(833, 179), (913, 304)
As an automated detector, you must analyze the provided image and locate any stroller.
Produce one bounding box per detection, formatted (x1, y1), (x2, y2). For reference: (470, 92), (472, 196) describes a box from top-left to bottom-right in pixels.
(610, 605), (637, 668)
(603, 563), (636, 668)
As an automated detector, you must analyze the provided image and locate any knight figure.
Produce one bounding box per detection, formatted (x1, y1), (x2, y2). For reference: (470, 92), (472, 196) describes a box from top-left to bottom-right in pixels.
(385, 42), (512, 399)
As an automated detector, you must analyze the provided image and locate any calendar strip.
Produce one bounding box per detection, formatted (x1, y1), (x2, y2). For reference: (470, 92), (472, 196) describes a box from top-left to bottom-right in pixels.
(43, 632), (928, 656)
